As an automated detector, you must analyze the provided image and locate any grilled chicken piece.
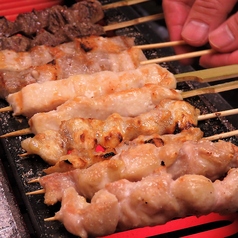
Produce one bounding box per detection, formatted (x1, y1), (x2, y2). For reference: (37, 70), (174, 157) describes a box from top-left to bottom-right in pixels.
(37, 129), (238, 205)
(53, 167), (238, 237)
(28, 86), (183, 134)
(0, 45), (54, 71)
(22, 101), (199, 167)
(8, 63), (174, 117)
(0, 35), (137, 98)
(0, 35), (135, 71)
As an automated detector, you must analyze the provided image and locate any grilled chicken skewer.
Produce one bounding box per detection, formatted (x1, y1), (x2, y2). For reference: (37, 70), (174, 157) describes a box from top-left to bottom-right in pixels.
(0, 35), (137, 98)
(21, 99), (199, 167)
(2, 79), (238, 138)
(0, 35), (135, 72)
(6, 63), (174, 117)
(47, 167), (238, 237)
(28, 132), (238, 205)
(27, 84), (183, 134)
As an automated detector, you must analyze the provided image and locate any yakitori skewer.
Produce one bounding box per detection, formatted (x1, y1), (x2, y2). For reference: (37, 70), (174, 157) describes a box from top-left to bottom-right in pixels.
(0, 81), (238, 138)
(16, 106), (238, 165)
(0, 64), (237, 116)
(25, 130), (238, 204)
(41, 167), (238, 237)
(5, 64), (176, 117)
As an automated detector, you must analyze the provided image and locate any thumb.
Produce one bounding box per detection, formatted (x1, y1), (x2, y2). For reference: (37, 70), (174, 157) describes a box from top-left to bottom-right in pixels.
(181, 0), (237, 46)
(209, 12), (238, 53)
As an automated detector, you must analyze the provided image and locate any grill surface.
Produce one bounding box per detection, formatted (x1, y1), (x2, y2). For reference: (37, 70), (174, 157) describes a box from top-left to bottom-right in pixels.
(0, 0), (238, 237)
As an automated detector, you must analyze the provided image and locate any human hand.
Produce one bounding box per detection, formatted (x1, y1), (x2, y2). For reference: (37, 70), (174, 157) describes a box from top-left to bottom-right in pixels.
(162, 0), (238, 68)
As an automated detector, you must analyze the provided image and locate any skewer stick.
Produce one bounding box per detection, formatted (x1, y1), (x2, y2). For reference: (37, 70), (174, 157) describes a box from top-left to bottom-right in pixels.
(28, 178), (40, 183)
(103, 13), (164, 31)
(175, 64), (238, 83)
(1, 64), (237, 115)
(0, 106), (12, 113)
(102, 0), (151, 10)
(0, 128), (32, 138)
(198, 108), (238, 121)
(140, 49), (215, 64)
(181, 80), (238, 99)
(26, 189), (45, 195)
(134, 40), (186, 50)
(205, 130), (238, 141)
(44, 217), (57, 222)
(1, 81), (238, 139)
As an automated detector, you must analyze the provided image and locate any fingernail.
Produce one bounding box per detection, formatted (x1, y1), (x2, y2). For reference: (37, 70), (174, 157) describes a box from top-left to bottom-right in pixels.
(182, 20), (209, 44)
(209, 25), (235, 49)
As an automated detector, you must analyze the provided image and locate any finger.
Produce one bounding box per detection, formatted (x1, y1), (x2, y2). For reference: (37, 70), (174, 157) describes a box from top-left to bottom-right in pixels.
(199, 50), (238, 68)
(181, 0), (237, 46)
(209, 12), (238, 53)
(163, 0), (196, 57)
(163, 0), (195, 42)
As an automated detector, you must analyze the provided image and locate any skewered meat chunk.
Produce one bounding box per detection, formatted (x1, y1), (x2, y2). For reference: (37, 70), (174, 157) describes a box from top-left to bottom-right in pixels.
(7, 63), (175, 117)
(0, 45), (54, 71)
(0, 1), (104, 37)
(38, 127), (203, 204)
(0, 64), (58, 99)
(0, 0), (105, 51)
(0, 35), (135, 72)
(22, 100), (199, 167)
(53, 168), (238, 237)
(37, 130), (238, 205)
(0, 35), (136, 98)
(28, 85), (183, 134)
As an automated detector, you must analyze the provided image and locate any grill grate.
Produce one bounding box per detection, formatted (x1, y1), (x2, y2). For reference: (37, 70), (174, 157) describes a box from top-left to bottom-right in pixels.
(0, 0), (238, 237)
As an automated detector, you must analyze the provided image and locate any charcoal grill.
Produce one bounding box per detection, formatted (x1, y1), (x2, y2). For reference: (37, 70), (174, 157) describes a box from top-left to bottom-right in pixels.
(0, 0), (238, 237)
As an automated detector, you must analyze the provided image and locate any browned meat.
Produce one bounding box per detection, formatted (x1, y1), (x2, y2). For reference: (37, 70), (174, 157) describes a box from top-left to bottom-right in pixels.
(37, 127), (204, 204)
(28, 85), (184, 134)
(0, 35), (137, 98)
(7, 63), (174, 116)
(54, 167), (238, 237)
(0, 0), (105, 51)
(22, 100), (199, 167)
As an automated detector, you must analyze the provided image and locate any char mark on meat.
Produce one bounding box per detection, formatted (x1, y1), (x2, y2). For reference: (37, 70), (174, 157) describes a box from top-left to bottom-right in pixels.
(0, 0), (104, 51)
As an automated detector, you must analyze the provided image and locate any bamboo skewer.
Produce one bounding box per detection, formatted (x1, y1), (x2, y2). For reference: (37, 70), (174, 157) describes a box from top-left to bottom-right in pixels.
(205, 130), (238, 141)
(1, 81), (238, 138)
(103, 13), (164, 31)
(26, 189), (45, 195)
(140, 49), (215, 64)
(181, 80), (238, 99)
(15, 106), (238, 159)
(198, 108), (238, 121)
(134, 40), (186, 50)
(26, 126), (238, 200)
(102, 0), (151, 10)
(1, 64), (237, 115)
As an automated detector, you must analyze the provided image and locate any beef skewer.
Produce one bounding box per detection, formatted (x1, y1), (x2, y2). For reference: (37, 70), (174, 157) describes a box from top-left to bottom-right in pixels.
(43, 167), (238, 237)
(0, 0), (104, 38)
(20, 99), (199, 167)
(0, 4), (163, 52)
